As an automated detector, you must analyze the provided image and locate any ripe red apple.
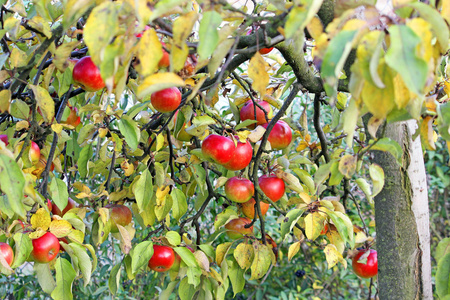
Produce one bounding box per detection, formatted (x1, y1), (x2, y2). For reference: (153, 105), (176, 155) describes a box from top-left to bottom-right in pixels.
(0, 242), (14, 266)
(29, 141), (40, 164)
(148, 245), (175, 272)
(352, 249), (378, 278)
(31, 232), (60, 263)
(258, 174), (285, 202)
(62, 106), (81, 127)
(106, 204), (132, 233)
(241, 198), (270, 219)
(225, 177), (254, 203)
(72, 56), (105, 92)
(246, 29), (274, 55)
(240, 100), (273, 129)
(224, 217), (253, 239)
(51, 198), (77, 217)
(201, 135), (235, 165)
(320, 223), (329, 235)
(222, 139), (253, 171)
(0, 134), (8, 146)
(262, 120), (292, 150)
(158, 42), (170, 68)
(151, 87), (181, 113)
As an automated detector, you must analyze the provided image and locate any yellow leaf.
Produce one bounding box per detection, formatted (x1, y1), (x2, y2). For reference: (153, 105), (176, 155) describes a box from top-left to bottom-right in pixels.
(172, 12), (198, 72)
(304, 212), (327, 241)
(443, 0), (450, 25)
(312, 281), (324, 290)
(30, 208), (51, 230)
(338, 154), (357, 179)
(30, 85), (55, 123)
(53, 41), (80, 71)
(306, 16), (323, 40)
(420, 116), (436, 150)
(121, 160), (134, 177)
(29, 228), (47, 240)
(216, 242), (233, 266)
(367, 115), (383, 139)
(248, 52), (269, 98)
(51, 124), (63, 134)
(324, 244), (347, 269)
(288, 241), (301, 261)
(137, 73), (185, 99)
(156, 186), (171, 205)
(10, 48), (28, 68)
(0, 89), (11, 113)
(247, 125), (266, 143)
(250, 242), (272, 280)
(326, 229), (345, 254)
(15, 120), (29, 131)
(49, 219), (73, 238)
(234, 242), (254, 270)
(68, 229), (84, 244)
(136, 28), (162, 77)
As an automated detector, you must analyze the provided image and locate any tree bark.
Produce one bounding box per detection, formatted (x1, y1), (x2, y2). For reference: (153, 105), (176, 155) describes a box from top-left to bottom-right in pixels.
(373, 120), (432, 300)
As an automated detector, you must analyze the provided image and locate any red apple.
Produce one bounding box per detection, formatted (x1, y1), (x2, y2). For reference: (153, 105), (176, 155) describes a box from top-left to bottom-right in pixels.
(0, 134), (8, 146)
(72, 56), (105, 92)
(51, 198), (77, 217)
(151, 87), (181, 113)
(222, 139), (253, 171)
(240, 100), (273, 129)
(62, 106), (81, 127)
(352, 249), (378, 278)
(320, 223), (329, 235)
(246, 29), (274, 55)
(262, 120), (292, 150)
(29, 141), (40, 163)
(106, 204), (132, 233)
(158, 42), (171, 68)
(225, 217), (254, 240)
(225, 177), (254, 203)
(31, 232), (60, 263)
(241, 198), (270, 219)
(201, 135), (235, 165)
(135, 25), (151, 38)
(148, 245), (175, 272)
(0, 242), (14, 266)
(32, 155), (55, 178)
(258, 174), (285, 202)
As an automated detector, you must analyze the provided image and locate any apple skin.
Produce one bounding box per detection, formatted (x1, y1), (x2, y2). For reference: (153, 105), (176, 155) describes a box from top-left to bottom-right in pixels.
(241, 198), (270, 219)
(0, 242), (14, 266)
(222, 139), (253, 171)
(62, 106), (81, 127)
(352, 249), (378, 278)
(240, 100), (273, 129)
(158, 42), (170, 68)
(31, 232), (60, 263)
(258, 175), (285, 202)
(151, 87), (181, 113)
(32, 155), (55, 178)
(259, 47), (273, 55)
(72, 56), (105, 92)
(201, 135), (235, 165)
(106, 204), (132, 233)
(0, 134), (8, 146)
(148, 245), (175, 272)
(51, 198), (77, 217)
(262, 120), (292, 150)
(29, 141), (41, 164)
(224, 217), (253, 240)
(225, 177), (254, 203)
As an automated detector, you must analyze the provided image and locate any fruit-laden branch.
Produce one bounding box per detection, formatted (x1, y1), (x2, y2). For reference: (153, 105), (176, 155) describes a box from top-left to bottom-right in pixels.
(250, 82), (302, 244)
(313, 93), (330, 164)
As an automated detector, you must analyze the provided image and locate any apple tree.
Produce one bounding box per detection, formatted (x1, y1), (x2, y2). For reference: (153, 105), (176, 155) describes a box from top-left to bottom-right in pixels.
(0, 0), (449, 299)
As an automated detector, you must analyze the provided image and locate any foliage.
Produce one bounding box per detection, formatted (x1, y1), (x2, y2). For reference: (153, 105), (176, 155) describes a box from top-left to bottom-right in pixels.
(0, 0), (449, 299)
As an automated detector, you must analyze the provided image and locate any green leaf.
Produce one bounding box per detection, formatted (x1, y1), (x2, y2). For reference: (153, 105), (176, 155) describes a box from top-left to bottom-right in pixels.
(186, 266), (202, 287)
(385, 25), (427, 96)
(166, 231), (181, 246)
(250, 243), (272, 280)
(436, 252), (450, 299)
(293, 168), (315, 193)
(63, 0), (95, 29)
(369, 163), (384, 197)
(436, 238), (450, 264)
(329, 161), (344, 186)
(70, 243), (93, 287)
(9, 99), (29, 120)
(284, 1), (324, 39)
(215, 242), (233, 266)
(108, 264), (121, 295)
(234, 243), (254, 270)
(178, 276), (197, 300)
(76, 124), (95, 145)
(131, 241), (153, 274)
(0, 154), (25, 217)
(314, 162), (332, 187)
(11, 233), (32, 269)
(322, 30), (358, 101)
(134, 169), (153, 213)
(171, 188), (187, 221)
(198, 11), (222, 60)
(191, 164), (206, 194)
(51, 258), (76, 300)
(280, 208), (306, 241)
(35, 263), (56, 294)
(409, 2), (449, 51)
(342, 98), (359, 148)
(365, 137), (402, 166)
(214, 207), (239, 230)
(174, 247), (198, 268)
(355, 178), (373, 204)
(78, 145), (93, 178)
(118, 115), (140, 151)
(50, 177), (69, 213)
(159, 281), (178, 300)
(30, 85), (55, 123)
(323, 208), (354, 248)
(228, 258), (245, 296)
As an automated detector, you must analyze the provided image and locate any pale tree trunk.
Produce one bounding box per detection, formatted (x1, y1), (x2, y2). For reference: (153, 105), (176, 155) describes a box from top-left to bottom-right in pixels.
(373, 120), (432, 299)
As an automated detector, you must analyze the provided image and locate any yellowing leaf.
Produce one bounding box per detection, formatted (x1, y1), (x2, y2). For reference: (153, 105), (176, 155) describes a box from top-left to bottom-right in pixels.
(137, 73), (185, 99)
(367, 115), (383, 139)
(0, 89), (11, 113)
(326, 229), (345, 254)
(306, 16), (324, 40)
(49, 219), (73, 238)
(16, 120), (29, 131)
(288, 241), (301, 261)
(216, 242), (233, 266)
(51, 123), (63, 134)
(304, 212), (327, 241)
(29, 227), (47, 239)
(10, 48), (28, 68)
(420, 116), (436, 150)
(234, 243), (254, 270)
(248, 52), (269, 98)
(136, 28), (162, 77)
(30, 85), (55, 123)
(250, 242), (272, 280)
(31, 208), (51, 230)
(338, 155), (357, 179)
(324, 244), (347, 269)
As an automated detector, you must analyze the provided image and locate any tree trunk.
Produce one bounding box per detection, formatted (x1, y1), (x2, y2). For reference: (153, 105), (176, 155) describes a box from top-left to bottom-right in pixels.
(373, 120), (432, 299)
